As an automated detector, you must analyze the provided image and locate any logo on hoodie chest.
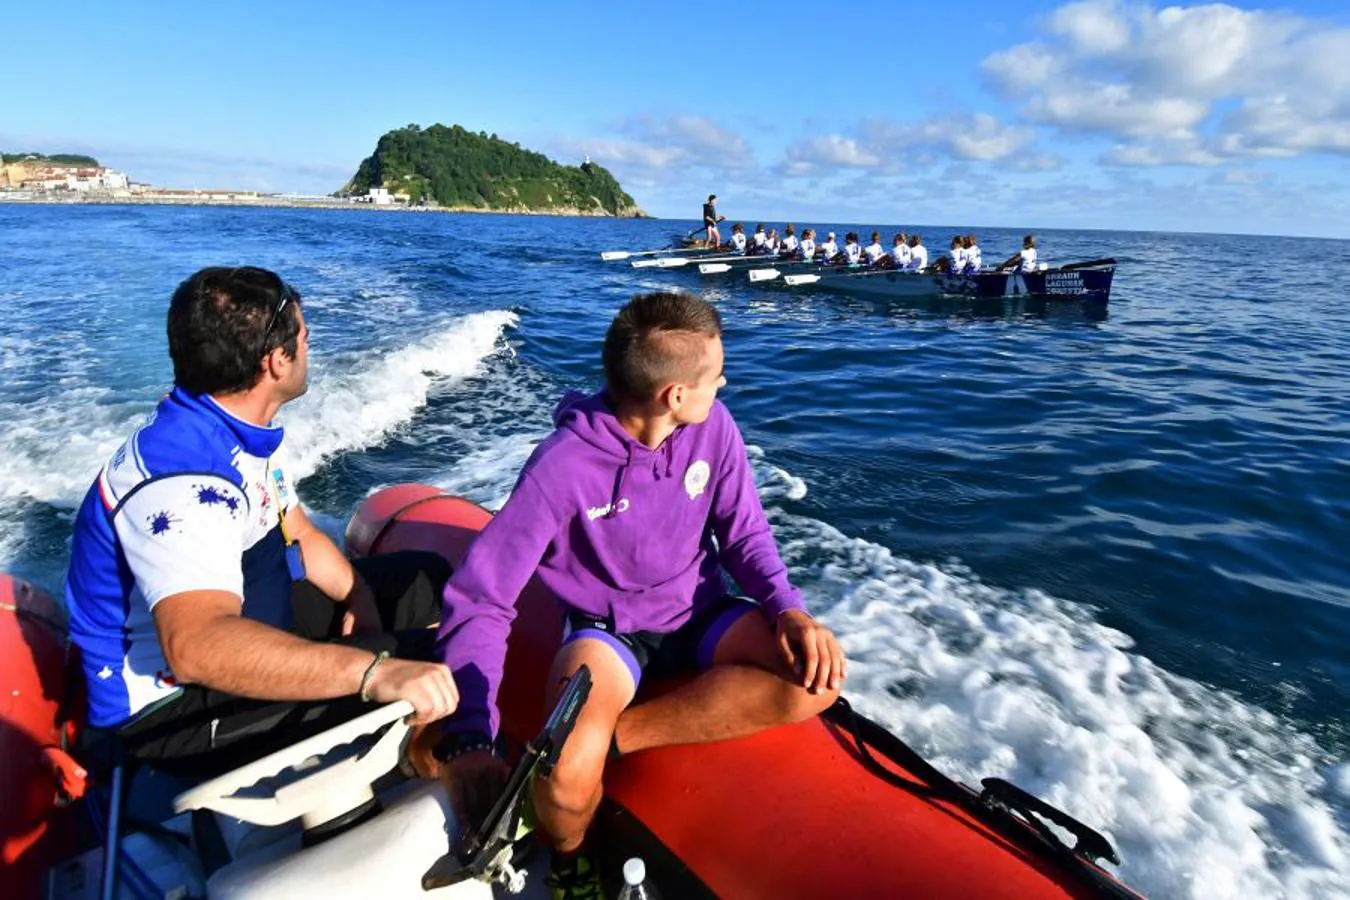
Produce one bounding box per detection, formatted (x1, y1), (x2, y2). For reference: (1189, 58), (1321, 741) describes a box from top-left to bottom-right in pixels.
(684, 460), (710, 499)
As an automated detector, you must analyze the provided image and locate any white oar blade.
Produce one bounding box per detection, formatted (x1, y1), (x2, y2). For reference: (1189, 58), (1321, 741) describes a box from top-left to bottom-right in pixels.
(631, 259), (662, 268)
(748, 268), (780, 283)
(600, 251), (631, 261)
(699, 263), (732, 275)
(655, 257), (690, 268)
(784, 274), (821, 287)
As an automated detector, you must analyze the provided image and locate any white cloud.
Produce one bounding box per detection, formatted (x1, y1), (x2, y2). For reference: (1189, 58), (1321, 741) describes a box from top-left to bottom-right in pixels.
(982, 1), (1350, 164)
(550, 114), (759, 188)
(781, 114), (1046, 177)
(1100, 141), (1221, 167)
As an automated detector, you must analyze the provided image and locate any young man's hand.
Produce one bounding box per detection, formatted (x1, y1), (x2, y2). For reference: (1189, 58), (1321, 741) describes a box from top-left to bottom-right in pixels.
(776, 609), (846, 694)
(365, 658), (459, 725)
(442, 751), (510, 833)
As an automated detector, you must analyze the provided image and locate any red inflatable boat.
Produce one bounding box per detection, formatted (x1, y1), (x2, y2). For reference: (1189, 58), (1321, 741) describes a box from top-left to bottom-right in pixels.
(1, 483), (1145, 899)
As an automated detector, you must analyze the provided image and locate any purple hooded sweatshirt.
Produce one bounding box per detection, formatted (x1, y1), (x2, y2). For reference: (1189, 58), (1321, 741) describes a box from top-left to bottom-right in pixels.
(435, 390), (805, 738)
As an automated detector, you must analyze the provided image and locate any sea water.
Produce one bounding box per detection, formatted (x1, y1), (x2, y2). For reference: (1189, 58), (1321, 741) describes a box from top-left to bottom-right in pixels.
(2, 205), (1347, 898)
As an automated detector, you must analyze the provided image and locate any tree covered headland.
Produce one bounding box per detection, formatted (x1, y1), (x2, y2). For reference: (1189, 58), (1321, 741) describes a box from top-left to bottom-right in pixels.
(340, 124), (644, 216)
(2, 153), (101, 166)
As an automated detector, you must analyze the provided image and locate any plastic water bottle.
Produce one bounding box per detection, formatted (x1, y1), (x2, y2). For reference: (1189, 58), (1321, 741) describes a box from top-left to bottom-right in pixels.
(616, 857), (660, 900)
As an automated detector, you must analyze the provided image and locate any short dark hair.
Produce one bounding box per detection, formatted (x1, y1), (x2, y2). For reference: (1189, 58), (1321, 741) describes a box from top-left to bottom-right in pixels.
(167, 266), (303, 395)
(603, 292), (722, 404)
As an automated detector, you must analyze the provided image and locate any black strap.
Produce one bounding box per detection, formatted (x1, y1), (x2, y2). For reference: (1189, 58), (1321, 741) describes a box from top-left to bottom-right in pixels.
(822, 698), (1141, 899)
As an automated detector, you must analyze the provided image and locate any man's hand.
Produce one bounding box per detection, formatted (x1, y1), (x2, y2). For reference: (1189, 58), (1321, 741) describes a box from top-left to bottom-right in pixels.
(776, 609), (846, 694)
(441, 750), (510, 835)
(339, 575), (383, 636)
(365, 658), (459, 725)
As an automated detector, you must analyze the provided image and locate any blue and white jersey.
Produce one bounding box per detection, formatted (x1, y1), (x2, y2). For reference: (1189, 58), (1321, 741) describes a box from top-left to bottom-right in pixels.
(65, 387), (299, 728)
(968, 245), (982, 270)
(781, 234), (799, 254)
(1018, 247), (1038, 272)
(730, 232), (747, 253)
(843, 242), (863, 265)
(891, 243), (911, 267)
(910, 244), (929, 269)
(863, 242), (885, 264)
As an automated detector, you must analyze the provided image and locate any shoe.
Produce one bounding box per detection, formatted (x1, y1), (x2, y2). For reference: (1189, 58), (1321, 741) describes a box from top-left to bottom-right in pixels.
(546, 850), (605, 900)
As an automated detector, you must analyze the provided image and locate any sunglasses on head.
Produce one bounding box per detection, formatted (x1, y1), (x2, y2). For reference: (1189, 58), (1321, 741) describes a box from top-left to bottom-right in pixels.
(259, 280), (300, 355)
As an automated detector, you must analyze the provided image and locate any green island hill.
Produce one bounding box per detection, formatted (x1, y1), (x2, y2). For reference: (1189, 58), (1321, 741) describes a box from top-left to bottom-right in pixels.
(2, 153), (101, 166)
(338, 123), (647, 217)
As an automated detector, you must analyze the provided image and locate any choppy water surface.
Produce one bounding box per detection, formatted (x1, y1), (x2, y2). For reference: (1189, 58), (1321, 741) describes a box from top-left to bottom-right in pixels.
(3, 205), (1348, 898)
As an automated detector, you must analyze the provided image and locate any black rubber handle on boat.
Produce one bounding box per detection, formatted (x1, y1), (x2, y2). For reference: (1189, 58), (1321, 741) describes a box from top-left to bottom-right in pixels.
(979, 777), (1121, 865)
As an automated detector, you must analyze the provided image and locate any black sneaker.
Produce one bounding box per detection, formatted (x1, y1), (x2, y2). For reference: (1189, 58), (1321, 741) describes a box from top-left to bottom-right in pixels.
(546, 851), (605, 900)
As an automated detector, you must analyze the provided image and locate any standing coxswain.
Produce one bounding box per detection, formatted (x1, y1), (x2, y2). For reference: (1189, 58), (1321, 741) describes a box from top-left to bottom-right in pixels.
(703, 194), (725, 247)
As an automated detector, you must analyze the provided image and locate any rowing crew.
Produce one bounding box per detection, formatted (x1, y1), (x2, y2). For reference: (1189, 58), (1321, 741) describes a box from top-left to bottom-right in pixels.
(726, 224), (1039, 275)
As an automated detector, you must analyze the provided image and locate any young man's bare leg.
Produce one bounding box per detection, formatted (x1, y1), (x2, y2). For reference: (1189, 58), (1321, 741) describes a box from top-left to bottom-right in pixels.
(532, 638), (635, 853)
(612, 611), (839, 755)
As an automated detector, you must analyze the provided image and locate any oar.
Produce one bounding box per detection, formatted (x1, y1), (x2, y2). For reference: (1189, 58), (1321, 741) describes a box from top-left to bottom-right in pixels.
(784, 273), (821, 286)
(699, 263), (733, 275)
(601, 245), (711, 262)
(635, 254), (745, 269)
(749, 267), (782, 282)
(1056, 257), (1116, 272)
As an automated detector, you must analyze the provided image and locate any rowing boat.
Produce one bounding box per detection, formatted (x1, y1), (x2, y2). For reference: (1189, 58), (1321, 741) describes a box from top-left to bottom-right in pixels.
(782, 259), (1117, 302)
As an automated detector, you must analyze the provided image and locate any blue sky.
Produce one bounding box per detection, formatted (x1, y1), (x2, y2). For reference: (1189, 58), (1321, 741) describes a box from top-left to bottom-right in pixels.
(4, 0), (1349, 237)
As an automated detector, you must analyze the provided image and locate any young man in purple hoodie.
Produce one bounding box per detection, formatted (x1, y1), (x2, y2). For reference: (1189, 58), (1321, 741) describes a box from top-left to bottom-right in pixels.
(433, 291), (846, 898)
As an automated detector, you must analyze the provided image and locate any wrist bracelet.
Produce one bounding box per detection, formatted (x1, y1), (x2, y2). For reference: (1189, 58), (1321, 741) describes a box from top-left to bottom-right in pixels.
(359, 650), (390, 702)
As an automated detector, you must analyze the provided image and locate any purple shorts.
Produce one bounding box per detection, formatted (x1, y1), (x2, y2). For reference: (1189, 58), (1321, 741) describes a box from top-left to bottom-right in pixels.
(562, 596), (759, 689)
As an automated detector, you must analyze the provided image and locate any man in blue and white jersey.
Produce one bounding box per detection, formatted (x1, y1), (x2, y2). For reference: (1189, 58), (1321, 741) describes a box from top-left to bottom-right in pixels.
(66, 266), (458, 776)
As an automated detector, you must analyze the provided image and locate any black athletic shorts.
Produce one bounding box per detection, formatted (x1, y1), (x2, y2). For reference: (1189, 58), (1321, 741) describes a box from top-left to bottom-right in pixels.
(562, 596), (759, 689)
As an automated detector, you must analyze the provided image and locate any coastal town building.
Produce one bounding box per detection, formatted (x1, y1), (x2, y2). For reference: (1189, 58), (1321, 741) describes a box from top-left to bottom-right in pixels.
(0, 160), (129, 193)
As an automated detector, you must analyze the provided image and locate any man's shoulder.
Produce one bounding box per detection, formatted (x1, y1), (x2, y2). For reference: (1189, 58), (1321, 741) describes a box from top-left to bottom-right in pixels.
(108, 397), (246, 499)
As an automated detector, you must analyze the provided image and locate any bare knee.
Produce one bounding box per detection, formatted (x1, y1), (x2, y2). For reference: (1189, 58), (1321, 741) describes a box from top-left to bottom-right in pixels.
(539, 737), (607, 817)
(780, 682), (840, 723)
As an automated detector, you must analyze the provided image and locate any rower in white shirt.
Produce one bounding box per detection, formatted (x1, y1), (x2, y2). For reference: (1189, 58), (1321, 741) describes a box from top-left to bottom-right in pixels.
(750, 223), (768, 254)
(909, 235), (929, 269)
(728, 223), (748, 254)
(842, 232), (863, 265)
(890, 233), (911, 268)
(765, 228), (780, 255)
(964, 234), (982, 272)
(818, 231), (839, 262)
(799, 228), (817, 261)
(946, 235), (967, 273)
(863, 231), (885, 266)
(998, 234), (1038, 272)
(780, 224), (800, 256)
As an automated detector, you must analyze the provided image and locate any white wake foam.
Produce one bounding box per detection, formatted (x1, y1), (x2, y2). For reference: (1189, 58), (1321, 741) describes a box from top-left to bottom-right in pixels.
(0, 311), (518, 572)
(766, 507), (1349, 899)
(282, 311), (518, 478)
